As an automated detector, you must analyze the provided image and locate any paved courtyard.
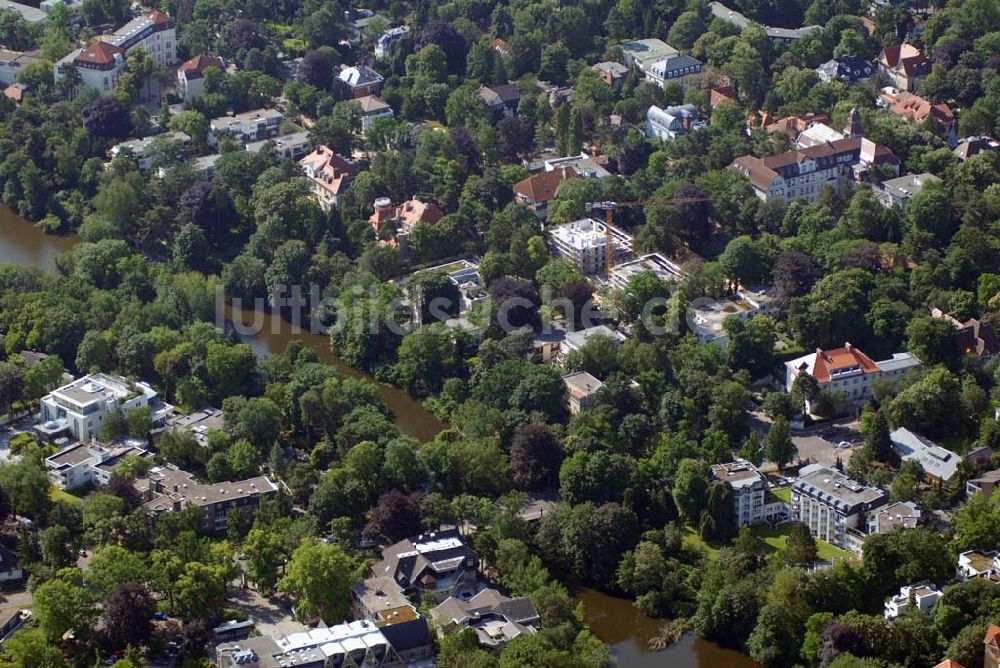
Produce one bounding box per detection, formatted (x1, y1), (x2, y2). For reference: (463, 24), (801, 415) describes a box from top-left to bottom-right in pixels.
(227, 587), (307, 638)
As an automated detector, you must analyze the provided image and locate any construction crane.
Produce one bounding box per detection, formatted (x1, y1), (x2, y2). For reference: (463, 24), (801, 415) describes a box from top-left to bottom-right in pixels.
(585, 197), (712, 275)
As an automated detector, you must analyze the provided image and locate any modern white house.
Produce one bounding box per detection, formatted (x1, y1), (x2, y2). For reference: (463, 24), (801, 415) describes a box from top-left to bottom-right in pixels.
(375, 25), (409, 58)
(710, 459), (789, 527)
(548, 218), (633, 275)
(609, 253), (685, 290)
(45, 438), (150, 490)
(356, 95), (394, 131)
(792, 464), (888, 550)
(956, 549), (1000, 582)
(689, 288), (775, 350)
(110, 131), (191, 172)
(37, 373), (169, 442)
(208, 108), (282, 146)
(246, 131), (311, 160)
(876, 173), (940, 210)
(884, 583), (942, 619)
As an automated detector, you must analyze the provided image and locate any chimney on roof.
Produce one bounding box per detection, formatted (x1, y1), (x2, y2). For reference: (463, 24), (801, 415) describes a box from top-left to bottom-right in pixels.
(815, 348), (823, 355)
(845, 342), (852, 351)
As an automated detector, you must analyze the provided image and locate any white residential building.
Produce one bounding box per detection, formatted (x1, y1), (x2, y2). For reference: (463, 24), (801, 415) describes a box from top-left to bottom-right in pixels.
(37, 373), (170, 441)
(356, 95), (393, 132)
(956, 549), (1000, 582)
(54, 11), (176, 93)
(246, 131), (311, 159)
(45, 438), (150, 490)
(792, 464), (888, 550)
(689, 288), (775, 350)
(711, 459), (788, 527)
(0, 49), (43, 86)
(868, 500), (921, 534)
(877, 173), (940, 210)
(543, 153), (611, 179)
(708, 1), (820, 41)
(884, 583), (942, 619)
(643, 54), (703, 88)
(176, 54), (223, 101)
(548, 218), (633, 275)
(110, 131), (191, 172)
(619, 38), (679, 72)
(645, 104), (705, 141)
(208, 108), (282, 146)
(375, 26), (409, 58)
(785, 344), (921, 411)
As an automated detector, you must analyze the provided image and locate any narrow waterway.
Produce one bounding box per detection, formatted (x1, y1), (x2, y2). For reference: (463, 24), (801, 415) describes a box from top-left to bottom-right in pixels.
(574, 588), (759, 667)
(225, 302), (446, 442)
(0, 205), (446, 441)
(2, 206), (759, 665)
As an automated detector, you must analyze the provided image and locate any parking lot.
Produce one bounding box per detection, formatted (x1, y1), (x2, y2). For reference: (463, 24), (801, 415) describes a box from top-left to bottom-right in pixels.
(793, 422), (862, 469)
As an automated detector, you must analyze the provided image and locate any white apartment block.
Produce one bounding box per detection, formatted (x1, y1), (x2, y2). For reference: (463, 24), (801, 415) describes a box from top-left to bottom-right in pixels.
(710, 459), (788, 527)
(45, 438), (149, 490)
(689, 287), (775, 350)
(54, 11), (176, 94)
(791, 464), (888, 550)
(37, 373), (168, 441)
(884, 583), (942, 619)
(209, 108), (282, 146)
(956, 549), (1000, 582)
(548, 218), (633, 275)
(110, 131), (191, 172)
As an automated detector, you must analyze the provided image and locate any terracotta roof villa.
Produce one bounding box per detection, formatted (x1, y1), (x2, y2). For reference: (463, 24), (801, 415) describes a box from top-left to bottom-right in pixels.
(512, 167), (578, 217)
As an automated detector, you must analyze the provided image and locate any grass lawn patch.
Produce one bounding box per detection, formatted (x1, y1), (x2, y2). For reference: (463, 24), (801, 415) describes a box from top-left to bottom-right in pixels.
(750, 523), (856, 563)
(682, 526), (721, 559)
(49, 485), (84, 504)
(770, 487), (792, 503)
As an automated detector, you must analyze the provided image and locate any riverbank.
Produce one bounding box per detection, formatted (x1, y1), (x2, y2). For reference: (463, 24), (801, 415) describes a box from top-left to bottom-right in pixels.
(0, 206), (446, 442)
(573, 587), (759, 668)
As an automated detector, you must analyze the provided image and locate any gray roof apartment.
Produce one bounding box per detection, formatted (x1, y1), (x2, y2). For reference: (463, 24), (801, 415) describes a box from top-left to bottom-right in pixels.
(794, 464), (888, 515)
(371, 527), (477, 596)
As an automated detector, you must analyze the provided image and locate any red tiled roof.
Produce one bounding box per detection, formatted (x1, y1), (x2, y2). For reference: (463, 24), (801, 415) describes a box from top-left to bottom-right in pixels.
(890, 93), (954, 126)
(986, 624), (1000, 648)
(811, 344), (880, 383)
(881, 44), (930, 77)
(710, 86), (737, 107)
(76, 41), (123, 66)
(148, 10), (173, 26)
(932, 661), (967, 668)
(513, 168), (578, 204)
(178, 54), (222, 79)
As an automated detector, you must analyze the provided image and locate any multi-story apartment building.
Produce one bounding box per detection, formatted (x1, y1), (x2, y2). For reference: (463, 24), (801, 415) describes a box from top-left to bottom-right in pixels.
(135, 463), (279, 532)
(548, 218), (633, 275)
(338, 65), (384, 99)
(246, 131), (311, 160)
(55, 11), (176, 93)
(689, 287), (775, 350)
(208, 108), (282, 146)
(884, 583), (942, 619)
(368, 527), (478, 605)
(791, 464), (888, 549)
(785, 343), (921, 411)
(37, 373), (169, 441)
(45, 438), (150, 490)
(710, 459), (788, 527)
(608, 253), (684, 290)
(375, 26), (409, 59)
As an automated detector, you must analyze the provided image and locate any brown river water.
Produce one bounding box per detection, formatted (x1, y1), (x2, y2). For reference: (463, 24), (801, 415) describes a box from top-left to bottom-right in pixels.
(0, 206), (759, 666)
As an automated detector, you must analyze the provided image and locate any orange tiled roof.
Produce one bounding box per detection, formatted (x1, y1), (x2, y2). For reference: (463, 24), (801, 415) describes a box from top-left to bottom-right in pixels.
(889, 93), (954, 126)
(513, 168), (578, 204)
(812, 344), (879, 383)
(178, 54), (222, 77)
(76, 41), (123, 66)
(986, 623), (1000, 648)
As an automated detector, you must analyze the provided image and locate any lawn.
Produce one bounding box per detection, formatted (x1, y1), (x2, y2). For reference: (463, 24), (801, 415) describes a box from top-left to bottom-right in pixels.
(770, 487), (792, 503)
(49, 485), (83, 505)
(682, 526), (720, 558)
(750, 523), (856, 563)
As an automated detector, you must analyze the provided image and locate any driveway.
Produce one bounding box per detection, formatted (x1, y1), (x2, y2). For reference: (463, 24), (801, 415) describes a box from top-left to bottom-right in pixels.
(227, 588), (307, 638)
(0, 587), (32, 612)
(793, 424), (862, 469)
